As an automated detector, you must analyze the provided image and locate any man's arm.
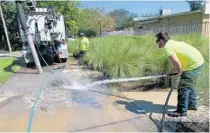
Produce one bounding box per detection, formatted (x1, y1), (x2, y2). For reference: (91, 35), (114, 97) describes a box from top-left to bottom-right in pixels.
(168, 54), (182, 75)
(86, 40), (89, 50)
(79, 42), (81, 50)
(56, 44), (62, 54)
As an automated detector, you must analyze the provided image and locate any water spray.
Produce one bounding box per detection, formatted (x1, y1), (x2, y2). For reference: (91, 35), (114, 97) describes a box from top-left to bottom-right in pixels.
(63, 73), (177, 90)
(62, 73), (178, 132)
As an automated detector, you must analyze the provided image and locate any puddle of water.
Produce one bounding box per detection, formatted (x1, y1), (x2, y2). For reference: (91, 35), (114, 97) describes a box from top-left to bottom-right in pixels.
(72, 96), (101, 108)
(0, 109), (73, 132)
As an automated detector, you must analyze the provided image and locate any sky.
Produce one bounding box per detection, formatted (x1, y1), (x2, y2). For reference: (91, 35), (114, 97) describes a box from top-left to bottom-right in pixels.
(80, 1), (190, 16)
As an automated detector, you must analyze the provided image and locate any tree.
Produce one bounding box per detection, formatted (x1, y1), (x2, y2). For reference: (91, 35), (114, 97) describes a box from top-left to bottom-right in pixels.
(0, 4), (11, 52)
(108, 9), (137, 30)
(78, 8), (101, 34)
(78, 8), (116, 36)
(186, 0), (204, 11)
(101, 15), (116, 32)
(0, 1), (21, 50)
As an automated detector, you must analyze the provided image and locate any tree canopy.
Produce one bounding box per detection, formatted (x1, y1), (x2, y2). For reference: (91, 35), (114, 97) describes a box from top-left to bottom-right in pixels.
(0, 1), (139, 50)
(0, 1), (20, 50)
(186, 0), (204, 11)
(108, 8), (137, 30)
(78, 8), (115, 35)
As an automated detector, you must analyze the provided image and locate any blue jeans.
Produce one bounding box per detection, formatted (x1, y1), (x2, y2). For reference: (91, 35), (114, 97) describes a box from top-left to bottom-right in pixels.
(177, 64), (204, 113)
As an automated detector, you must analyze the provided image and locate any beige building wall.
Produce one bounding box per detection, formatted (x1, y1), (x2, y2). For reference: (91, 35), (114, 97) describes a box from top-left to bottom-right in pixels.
(134, 12), (210, 36)
(134, 12), (202, 29)
(202, 14), (210, 37)
(169, 13), (202, 25)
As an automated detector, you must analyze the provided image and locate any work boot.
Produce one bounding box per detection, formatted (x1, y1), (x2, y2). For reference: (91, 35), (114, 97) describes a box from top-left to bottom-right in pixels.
(188, 107), (197, 111)
(167, 110), (187, 117)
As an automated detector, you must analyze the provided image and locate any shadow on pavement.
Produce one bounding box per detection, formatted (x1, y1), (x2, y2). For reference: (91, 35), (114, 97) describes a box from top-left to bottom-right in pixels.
(4, 56), (37, 74)
(115, 100), (176, 114)
(115, 100), (176, 132)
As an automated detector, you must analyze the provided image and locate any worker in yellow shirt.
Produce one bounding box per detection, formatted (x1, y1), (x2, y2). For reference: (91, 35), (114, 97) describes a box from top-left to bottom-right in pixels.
(78, 32), (89, 58)
(155, 32), (205, 117)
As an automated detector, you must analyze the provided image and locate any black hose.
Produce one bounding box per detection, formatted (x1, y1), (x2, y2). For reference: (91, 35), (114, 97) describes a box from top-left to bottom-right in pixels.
(35, 43), (54, 73)
(159, 75), (178, 132)
(159, 83), (174, 132)
(34, 22), (54, 73)
(33, 20), (64, 71)
(88, 80), (183, 132)
(51, 41), (63, 64)
(87, 73), (178, 132)
(88, 73), (178, 132)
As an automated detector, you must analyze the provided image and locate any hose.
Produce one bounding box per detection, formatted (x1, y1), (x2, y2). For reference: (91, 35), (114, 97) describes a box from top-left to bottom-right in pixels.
(30, 20), (179, 132)
(88, 85), (183, 132)
(26, 9), (66, 133)
(51, 41), (63, 65)
(159, 74), (178, 132)
(27, 87), (43, 132)
(34, 22), (54, 73)
(33, 20), (64, 72)
(86, 73), (178, 132)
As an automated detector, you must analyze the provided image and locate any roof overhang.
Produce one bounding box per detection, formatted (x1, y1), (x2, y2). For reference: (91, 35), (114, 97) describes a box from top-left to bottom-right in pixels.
(139, 19), (159, 24)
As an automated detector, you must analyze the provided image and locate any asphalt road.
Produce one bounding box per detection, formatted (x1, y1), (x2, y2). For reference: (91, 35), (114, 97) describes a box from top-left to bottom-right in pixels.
(0, 58), (158, 132)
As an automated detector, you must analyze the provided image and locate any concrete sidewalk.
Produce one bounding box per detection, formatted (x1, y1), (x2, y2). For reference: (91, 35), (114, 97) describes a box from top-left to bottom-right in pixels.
(0, 58), (159, 132)
(120, 91), (209, 132)
(121, 91), (177, 119)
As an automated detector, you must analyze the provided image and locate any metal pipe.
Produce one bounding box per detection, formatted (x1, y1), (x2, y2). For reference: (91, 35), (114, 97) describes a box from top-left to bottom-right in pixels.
(16, 1), (43, 74)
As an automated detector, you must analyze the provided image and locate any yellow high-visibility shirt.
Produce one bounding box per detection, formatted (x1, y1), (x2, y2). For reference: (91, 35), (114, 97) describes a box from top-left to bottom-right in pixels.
(79, 37), (89, 51)
(164, 40), (204, 71)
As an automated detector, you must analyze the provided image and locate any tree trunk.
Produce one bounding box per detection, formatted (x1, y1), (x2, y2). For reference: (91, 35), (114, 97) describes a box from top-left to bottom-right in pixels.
(3, 32), (7, 49)
(0, 4), (12, 52)
(0, 25), (2, 49)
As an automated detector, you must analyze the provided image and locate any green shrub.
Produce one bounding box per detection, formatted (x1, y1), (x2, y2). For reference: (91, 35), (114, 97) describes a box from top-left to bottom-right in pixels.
(67, 39), (80, 56)
(78, 29), (97, 37)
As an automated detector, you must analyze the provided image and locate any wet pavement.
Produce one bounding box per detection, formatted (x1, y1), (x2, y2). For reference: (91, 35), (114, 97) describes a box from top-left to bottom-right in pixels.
(0, 58), (159, 132)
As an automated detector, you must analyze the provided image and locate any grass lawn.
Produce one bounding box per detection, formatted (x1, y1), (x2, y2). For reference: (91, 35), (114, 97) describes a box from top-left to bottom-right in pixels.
(0, 57), (20, 84)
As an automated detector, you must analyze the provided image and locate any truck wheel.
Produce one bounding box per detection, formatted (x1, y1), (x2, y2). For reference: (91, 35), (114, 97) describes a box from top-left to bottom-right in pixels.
(26, 62), (35, 68)
(61, 58), (67, 63)
(42, 54), (53, 66)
